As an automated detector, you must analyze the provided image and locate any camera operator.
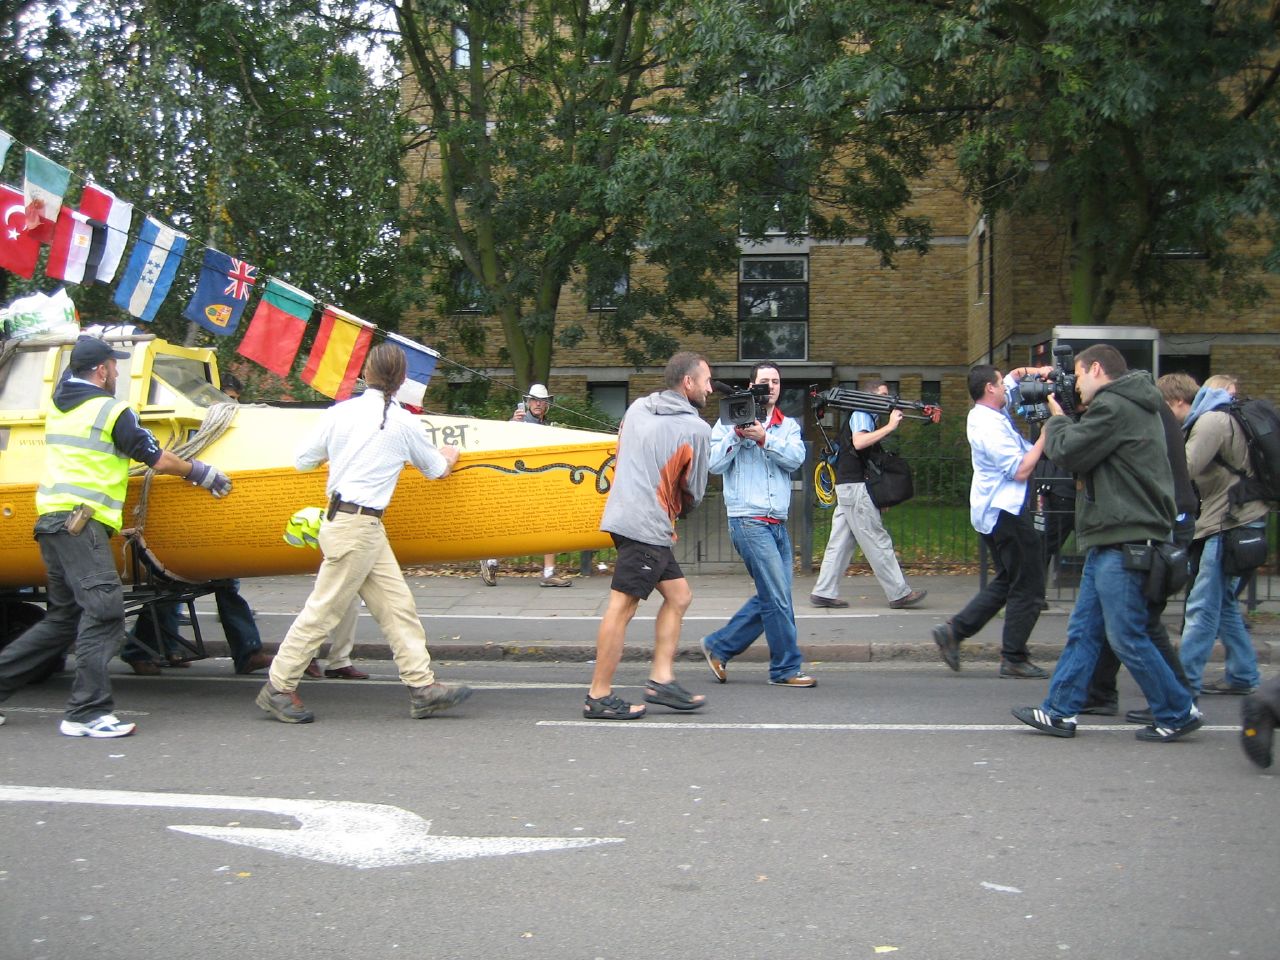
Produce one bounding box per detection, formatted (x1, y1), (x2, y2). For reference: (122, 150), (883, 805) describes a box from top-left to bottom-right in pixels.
(931, 364), (1052, 678)
(699, 363), (814, 687)
(1012, 345), (1201, 743)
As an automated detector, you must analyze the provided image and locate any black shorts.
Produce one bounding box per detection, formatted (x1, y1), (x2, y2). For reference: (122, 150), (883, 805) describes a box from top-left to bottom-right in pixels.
(610, 534), (684, 599)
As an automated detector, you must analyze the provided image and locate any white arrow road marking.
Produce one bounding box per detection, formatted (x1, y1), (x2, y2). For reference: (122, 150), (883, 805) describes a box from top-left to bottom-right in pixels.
(538, 721), (1242, 732)
(0, 785), (622, 869)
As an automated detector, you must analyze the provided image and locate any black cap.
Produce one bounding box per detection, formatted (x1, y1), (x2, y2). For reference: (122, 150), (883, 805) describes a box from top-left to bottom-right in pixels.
(69, 336), (129, 372)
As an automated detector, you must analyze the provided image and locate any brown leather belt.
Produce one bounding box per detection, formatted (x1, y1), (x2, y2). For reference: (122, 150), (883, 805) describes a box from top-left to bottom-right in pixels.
(334, 500), (384, 518)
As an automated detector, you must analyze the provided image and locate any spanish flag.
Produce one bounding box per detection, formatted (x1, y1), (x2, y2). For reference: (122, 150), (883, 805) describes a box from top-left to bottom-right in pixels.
(301, 305), (374, 400)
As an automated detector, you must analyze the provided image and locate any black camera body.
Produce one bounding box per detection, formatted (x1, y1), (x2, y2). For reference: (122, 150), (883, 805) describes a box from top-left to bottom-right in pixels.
(1018, 345), (1079, 422)
(719, 383), (771, 428)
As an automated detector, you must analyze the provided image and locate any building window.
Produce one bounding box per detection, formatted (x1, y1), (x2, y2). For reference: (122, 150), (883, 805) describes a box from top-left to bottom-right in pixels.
(452, 26), (471, 68)
(588, 269), (628, 312)
(921, 380), (942, 407)
(452, 268), (486, 313)
(976, 221), (986, 298)
(588, 383), (628, 423)
(738, 255), (807, 361)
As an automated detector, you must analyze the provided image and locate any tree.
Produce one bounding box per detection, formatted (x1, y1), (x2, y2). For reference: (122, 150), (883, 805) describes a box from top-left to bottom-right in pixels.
(391, 0), (946, 390)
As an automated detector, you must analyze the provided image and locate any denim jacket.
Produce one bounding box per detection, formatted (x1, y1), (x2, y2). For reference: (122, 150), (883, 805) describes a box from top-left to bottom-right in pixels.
(708, 410), (805, 520)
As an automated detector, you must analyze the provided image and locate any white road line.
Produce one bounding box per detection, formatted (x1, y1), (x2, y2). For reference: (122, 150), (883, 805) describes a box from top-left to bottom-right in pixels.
(538, 720), (1243, 732)
(1, 706), (151, 716)
(239, 611), (880, 622)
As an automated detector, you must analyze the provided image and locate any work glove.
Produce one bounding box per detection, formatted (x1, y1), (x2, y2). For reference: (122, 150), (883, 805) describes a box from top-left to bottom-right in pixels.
(188, 459), (232, 498)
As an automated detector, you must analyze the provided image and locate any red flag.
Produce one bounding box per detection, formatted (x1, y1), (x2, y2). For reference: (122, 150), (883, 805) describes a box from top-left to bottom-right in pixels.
(301, 305), (374, 400)
(46, 207), (107, 284)
(0, 184), (41, 278)
(237, 278), (314, 377)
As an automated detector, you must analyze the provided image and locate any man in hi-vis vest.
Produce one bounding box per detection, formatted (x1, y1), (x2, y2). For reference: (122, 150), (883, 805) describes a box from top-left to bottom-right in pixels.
(0, 336), (232, 738)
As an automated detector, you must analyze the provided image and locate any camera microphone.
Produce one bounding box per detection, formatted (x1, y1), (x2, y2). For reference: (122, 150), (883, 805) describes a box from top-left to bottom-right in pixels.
(712, 380), (737, 395)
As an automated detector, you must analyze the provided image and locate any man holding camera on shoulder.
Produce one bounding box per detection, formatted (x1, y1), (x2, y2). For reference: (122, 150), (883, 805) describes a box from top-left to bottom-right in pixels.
(699, 363), (814, 687)
(1012, 344), (1202, 743)
(931, 364), (1052, 678)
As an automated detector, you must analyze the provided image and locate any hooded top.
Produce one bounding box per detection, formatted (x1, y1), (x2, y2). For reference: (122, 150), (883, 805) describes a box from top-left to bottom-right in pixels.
(1042, 370), (1175, 550)
(1183, 387), (1269, 536)
(600, 389), (711, 546)
(51, 370), (163, 467)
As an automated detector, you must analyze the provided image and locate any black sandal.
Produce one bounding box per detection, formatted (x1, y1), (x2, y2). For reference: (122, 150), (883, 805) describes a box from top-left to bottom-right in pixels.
(644, 679), (706, 711)
(583, 693), (646, 720)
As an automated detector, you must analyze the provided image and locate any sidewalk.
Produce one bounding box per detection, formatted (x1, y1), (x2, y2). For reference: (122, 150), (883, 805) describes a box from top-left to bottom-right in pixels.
(205, 569), (1274, 668)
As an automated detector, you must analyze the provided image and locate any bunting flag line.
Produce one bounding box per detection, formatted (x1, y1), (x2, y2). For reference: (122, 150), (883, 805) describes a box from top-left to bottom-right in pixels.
(113, 215), (188, 323)
(237, 277), (313, 376)
(0, 183), (41, 278)
(301, 304), (375, 400)
(78, 184), (133, 284)
(183, 247), (258, 336)
(23, 148), (71, 238)
(387, 332), (439, 408)
(46, 208), (107, 285)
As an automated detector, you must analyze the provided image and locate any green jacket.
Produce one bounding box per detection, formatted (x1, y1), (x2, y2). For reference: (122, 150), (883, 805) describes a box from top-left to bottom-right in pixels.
(1043, 371), (1175, 551)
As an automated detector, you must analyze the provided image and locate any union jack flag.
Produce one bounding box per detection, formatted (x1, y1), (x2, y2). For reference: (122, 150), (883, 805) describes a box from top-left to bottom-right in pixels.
(224, 259), (257, 300)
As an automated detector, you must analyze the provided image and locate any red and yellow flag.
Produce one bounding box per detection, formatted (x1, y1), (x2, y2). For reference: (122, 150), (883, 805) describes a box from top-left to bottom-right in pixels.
(301, 305), (374, 400)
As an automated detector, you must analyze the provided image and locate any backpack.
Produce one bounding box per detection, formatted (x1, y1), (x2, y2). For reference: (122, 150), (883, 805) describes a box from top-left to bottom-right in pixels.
(1219, 397), (1280, 506)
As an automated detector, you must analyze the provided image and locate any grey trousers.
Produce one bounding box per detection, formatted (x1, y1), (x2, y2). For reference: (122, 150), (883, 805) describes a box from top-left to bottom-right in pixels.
(0, 515), (125, 722)
(812, 482), (910, 603)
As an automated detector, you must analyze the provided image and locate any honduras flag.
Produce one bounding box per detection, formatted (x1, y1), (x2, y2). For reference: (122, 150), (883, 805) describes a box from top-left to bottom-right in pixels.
(113, 215), (188, 323)
(182, 247), (257, 336)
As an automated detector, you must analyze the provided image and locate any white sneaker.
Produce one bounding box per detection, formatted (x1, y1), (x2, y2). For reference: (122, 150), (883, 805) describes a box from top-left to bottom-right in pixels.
(479, 560), (498, 586)
(59, 714), (136, 738)
(0, 712), (6, 726)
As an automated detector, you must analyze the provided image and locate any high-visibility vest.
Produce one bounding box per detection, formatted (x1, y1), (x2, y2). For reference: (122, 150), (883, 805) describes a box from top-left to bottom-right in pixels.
(35, 396), (131, 532)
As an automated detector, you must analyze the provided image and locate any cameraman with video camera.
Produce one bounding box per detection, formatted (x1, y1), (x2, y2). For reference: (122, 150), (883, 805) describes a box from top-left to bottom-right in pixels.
(932, 363), (1053, 678)
(1012, 345), (1201, 743)
(699, 363), (814, 687)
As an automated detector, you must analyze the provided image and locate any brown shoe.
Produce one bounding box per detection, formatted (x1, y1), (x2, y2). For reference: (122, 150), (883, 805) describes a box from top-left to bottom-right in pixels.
(303, 658), (323, 679)
(236, 651), (273, 675)
(809, 594), (849, 608)
(409, 682), (474, 718)
(125, 658), (162, 676)
(541, 575), (572, 587)
(255, 683), (314, 723)
(769, 674), (817, 688)
(163, 655), (192, 668)
(699, 636), (726, 683)
(888, 589), (928, 609)
(325, 665), (369, 680)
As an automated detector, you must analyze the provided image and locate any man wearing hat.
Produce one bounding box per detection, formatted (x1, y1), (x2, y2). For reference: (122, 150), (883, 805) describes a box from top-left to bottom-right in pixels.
(479, 383), (573, 588)
(0, 335), (233, 738)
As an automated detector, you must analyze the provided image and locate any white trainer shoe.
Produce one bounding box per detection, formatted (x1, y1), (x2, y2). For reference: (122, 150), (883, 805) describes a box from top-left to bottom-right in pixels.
(59, 714), (137, 738)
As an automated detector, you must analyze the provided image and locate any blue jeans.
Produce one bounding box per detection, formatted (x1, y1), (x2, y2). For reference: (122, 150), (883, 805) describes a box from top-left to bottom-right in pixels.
(122, 581), (263, 671)
(703, 518), (803, 681)
(1178, 531), (1261, 694)
(1043, 547), (1196, 727)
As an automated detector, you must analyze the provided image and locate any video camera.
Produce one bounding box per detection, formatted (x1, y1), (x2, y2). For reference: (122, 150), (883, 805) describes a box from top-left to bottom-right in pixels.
(1017, 345), (1079, 422)
(715, 381), (771, 428)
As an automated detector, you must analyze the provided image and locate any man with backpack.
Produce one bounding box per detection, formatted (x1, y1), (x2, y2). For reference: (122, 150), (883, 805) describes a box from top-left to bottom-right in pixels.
(1177, 374), (1269, 697)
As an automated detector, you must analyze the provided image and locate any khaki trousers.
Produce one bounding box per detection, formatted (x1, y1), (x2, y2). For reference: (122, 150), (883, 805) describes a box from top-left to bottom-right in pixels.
(268, 512), (435, 692)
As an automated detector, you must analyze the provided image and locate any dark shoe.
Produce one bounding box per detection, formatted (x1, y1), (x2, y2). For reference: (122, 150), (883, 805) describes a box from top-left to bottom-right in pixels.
(236, 651), (273, 675)
(1079, 700), (1119, 717)
(1241, 694), (1275, 769)
(325, 665), (369, 680)
(1011, 705), (1076, 738)
(479, 560), (498, 586)
(162, 655), (192, 668)
(1135, 708), (1203, 742)
(699, 636), (726, 683)
(583, 692), (646, 720)
(932, 623), (960, 672)
(643, 679), (705, 711)
(809, 594), (849, 609)
(1201, 678), (1258, 696)
(888, 589), (928, 609)
(541, 575), (572, 587)
(125, 658), (162, 676)
(1125, 708), (1154, 725)
(999, 659), (1049, 680)
(768, 674), (817, 688)
(410, 682), (473, 718)
(304, 659), (323, 679)
(255, 683), (314, 723)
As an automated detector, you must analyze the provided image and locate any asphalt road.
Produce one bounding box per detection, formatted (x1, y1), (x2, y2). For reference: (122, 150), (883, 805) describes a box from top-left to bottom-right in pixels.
(1, 661), (1274, 960)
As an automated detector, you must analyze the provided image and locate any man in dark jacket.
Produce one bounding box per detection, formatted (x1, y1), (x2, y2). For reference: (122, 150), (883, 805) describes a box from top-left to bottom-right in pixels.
(1012, 344), (1201, 743)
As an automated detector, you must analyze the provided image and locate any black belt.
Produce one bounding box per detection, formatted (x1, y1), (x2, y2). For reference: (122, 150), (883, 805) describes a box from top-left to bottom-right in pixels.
(333, 500), (384, 518)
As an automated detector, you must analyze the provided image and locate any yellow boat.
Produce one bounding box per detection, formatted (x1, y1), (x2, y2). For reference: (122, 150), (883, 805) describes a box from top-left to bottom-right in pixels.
(0, 331), (617, 591)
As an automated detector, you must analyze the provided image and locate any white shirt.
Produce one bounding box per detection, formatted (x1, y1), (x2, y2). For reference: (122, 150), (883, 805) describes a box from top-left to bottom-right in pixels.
(967, 376), (1034, 535)
(295, 389), (448, 509)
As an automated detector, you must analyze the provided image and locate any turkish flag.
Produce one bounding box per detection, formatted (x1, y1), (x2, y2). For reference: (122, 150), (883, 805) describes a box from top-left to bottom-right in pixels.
(0, 184), (41, 278)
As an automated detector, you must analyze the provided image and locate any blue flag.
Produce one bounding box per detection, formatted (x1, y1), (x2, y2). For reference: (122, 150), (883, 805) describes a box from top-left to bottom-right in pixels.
(183, 247), (258, 336)
(387, 332), (439, 408)
(113, 216), (188, 323)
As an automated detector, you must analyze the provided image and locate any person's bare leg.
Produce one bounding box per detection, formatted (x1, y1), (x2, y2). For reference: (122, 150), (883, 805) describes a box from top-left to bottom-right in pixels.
(589, 590), (642, 708)
(646, 577), (704, 705)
